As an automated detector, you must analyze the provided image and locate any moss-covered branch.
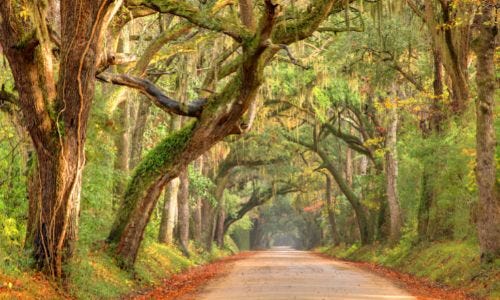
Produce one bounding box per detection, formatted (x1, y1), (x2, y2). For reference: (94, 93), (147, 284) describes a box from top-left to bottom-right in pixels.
(108, 122), (197, 247)
(130, 0), (252, 41)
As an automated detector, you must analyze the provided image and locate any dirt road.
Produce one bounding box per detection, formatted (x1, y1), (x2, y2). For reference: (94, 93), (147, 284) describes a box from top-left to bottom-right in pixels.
(191, 247), (415, 300)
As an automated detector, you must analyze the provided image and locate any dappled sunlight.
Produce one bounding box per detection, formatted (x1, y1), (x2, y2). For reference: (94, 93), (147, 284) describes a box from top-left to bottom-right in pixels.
(0, 0), (497, 298)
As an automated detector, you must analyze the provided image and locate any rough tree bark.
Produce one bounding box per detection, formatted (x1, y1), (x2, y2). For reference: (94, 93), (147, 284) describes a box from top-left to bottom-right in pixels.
(385, 96), (402, 242)
(472, 1), (499, 263)
(0, 0), (120, 278)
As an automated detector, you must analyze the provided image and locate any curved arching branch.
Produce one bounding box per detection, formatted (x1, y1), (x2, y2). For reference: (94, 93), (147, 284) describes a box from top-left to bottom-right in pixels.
(223, 185), (299, 233)
(97, 72), (206, 117)
(129, 0), (253, 41)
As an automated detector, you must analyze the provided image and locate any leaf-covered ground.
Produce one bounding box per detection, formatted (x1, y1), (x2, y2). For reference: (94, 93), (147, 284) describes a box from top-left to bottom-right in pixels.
(128, 252), (255, 300)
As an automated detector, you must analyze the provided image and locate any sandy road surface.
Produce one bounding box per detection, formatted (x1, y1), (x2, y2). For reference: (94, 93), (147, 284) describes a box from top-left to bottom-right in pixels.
(192, 247), (415, 300)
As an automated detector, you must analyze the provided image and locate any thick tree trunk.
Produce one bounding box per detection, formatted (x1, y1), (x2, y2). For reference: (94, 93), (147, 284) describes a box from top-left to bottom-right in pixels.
(177, 169), (190, 256)
(472, 2), (499, 263)
(325, 174), (339, 245)
(376, 199), (388, 241)
(158, 178), (179, 244)
(215, 208), (226, 248)
(0, 0), (118, 278)
(385, 97), (402, 242)
(158, 116), (182, 244)
(193, 197), (203, 243)
(113, 27), (132, 204)
(107, 0), (340, 267)
(28, 155), (84, 278)
(250, 217), (265, 250)
(201, 197), (216, 251)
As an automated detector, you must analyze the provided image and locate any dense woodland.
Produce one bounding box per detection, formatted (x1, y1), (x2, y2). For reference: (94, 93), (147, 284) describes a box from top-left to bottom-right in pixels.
(0, 0), (498, 298)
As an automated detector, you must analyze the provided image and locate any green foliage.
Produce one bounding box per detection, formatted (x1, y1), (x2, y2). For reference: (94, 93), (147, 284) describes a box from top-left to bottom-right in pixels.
(0, 116), (28, 275)
(320, 241), (500, 298)
(398, 116), (477, 240)
(188, 164), (216, 207)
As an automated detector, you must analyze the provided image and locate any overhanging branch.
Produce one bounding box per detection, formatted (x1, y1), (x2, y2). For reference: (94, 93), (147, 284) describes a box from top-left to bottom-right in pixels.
(97, 72), (206, 117)
(133, 0), (252, 41)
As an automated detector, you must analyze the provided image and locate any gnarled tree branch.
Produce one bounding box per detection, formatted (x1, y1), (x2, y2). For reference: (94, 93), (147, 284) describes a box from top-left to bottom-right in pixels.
(97, 72), (206, 117)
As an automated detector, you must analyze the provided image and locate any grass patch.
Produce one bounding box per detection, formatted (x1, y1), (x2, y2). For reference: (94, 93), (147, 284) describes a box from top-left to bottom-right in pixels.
(319, 240), (500, 299)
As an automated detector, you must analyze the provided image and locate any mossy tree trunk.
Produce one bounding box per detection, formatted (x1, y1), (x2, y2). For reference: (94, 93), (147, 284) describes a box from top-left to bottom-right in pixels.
(472, 1), (499, 263)
(105, 0), (348, 268)
(0, 0), (120, 278)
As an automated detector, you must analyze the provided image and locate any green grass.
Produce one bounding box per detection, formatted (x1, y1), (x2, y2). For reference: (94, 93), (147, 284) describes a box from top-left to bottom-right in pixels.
(318, 240), (500, 299)
(1, 238), (234, 299)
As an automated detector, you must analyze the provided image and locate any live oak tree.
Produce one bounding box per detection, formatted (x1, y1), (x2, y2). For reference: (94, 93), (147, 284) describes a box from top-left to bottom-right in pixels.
(0, 0), (123, 278)
(104, 0), (351, 268)
(0, 1), (497, 293)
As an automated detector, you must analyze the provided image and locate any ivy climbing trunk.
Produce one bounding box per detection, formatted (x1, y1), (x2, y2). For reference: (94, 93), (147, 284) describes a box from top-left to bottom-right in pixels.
(0, 0), (118, 277)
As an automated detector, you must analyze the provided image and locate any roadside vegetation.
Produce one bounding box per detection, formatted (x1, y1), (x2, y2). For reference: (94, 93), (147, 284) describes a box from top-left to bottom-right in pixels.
(0, 0), (498, 299)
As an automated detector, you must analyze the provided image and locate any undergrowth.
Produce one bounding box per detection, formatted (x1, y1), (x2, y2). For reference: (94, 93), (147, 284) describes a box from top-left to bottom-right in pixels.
(318, 237), (500, 299)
